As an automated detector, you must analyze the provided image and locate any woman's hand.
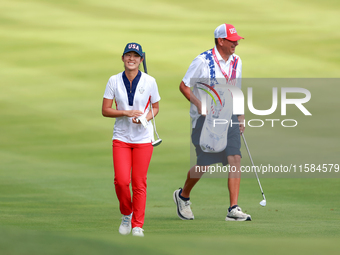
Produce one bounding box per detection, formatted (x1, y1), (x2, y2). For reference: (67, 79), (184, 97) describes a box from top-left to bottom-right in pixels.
(125, 110), (143, 118)
(102, 99), (144, 120)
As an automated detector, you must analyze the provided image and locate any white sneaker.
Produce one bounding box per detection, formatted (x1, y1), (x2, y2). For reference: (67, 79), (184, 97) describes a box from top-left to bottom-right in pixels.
(119, 213), (132, 235)
(132, 227), (144, 237)
(225, 205), (251, 221)
(173, 188), (194, 220)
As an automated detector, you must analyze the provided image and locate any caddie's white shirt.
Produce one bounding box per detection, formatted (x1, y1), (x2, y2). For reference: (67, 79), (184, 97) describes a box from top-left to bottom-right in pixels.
(103, 71), (161, 144)
(182, 46), (242, 128)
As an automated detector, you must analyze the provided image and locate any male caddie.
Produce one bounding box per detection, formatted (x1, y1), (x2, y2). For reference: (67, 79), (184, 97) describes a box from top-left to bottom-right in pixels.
(173, 24), (251, 221)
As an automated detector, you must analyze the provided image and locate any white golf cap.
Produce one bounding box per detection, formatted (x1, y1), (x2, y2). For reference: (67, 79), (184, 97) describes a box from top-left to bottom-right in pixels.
(214, 24), (244, 41)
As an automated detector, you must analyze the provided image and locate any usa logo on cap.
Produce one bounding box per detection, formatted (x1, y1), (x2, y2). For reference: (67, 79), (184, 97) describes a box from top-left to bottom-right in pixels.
(128, 43), (139, 51)
(229, 27), (237, 34)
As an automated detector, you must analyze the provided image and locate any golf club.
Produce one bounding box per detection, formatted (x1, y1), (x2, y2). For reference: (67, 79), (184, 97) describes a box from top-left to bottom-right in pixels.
(142, 52), (162, 147)
(241, 133), (266, 206)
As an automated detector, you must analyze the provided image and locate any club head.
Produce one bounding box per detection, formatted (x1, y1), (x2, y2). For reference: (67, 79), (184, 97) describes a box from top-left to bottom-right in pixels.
(152, 139), (162, 147)
(260, 199), (266, 207)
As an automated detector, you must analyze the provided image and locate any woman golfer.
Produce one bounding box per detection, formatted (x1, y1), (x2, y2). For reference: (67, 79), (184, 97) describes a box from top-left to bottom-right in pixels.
(102, 42), (161, 237)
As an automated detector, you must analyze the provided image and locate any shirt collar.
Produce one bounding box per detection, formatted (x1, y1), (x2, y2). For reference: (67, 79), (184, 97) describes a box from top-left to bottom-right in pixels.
(122, 70), (142, 106)
(213, 46), (233, 64)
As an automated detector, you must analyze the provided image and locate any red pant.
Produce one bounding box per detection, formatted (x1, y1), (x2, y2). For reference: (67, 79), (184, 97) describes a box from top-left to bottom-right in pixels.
(112, 139), (153, 228)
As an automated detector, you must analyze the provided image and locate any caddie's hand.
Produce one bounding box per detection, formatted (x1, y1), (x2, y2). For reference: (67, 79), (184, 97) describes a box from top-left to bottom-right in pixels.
(238, 115), (245, 134)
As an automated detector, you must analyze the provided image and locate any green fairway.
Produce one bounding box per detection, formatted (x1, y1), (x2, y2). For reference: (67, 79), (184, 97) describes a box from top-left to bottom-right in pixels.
(1, 0), (339, 254)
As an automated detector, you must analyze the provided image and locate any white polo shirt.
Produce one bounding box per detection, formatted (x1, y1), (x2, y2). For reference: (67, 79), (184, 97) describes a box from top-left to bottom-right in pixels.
(182, 46), (242, 128)
(103, 71), (161, 144)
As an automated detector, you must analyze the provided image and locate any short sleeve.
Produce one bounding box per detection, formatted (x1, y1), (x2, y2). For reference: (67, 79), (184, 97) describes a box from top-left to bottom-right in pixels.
(150, 78), (161, 104)
(103, 76), (115, 99)
(182, 56), (208, 87)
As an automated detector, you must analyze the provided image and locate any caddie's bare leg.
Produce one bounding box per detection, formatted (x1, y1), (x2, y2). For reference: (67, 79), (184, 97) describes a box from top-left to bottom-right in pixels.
(227, 155), (241, 207)
(181, 165), (207, 198)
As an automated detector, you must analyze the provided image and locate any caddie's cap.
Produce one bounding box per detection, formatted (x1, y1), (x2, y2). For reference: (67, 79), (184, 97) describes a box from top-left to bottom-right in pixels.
(123, 42), (143, 57)
(214, 24), (244, 41)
